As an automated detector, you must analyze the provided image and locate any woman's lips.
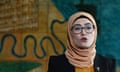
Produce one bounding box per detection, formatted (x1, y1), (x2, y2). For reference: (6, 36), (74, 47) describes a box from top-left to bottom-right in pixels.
(80, 37), (88, 42)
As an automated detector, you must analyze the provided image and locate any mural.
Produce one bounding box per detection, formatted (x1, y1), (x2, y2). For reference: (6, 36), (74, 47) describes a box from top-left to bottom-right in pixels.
(0, 0), (120, 72)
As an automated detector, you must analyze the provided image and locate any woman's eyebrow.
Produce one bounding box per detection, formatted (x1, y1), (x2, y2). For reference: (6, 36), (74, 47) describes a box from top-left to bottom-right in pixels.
(84, 23), (92, 25)
(72, 24), (81, 26)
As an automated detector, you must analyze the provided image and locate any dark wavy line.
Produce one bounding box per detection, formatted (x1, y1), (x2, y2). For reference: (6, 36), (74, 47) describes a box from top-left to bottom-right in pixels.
(0, 34), (16, 56)
(50, 19), (66, 55)
(34, 36), (47, 59)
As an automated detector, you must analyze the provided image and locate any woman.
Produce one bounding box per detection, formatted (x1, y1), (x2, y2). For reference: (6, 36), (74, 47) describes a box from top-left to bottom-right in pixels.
(48, 12), (116, 72)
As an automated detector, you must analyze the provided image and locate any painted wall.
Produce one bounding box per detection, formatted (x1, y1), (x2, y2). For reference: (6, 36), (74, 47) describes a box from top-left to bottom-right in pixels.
(0, 0), (120, 72)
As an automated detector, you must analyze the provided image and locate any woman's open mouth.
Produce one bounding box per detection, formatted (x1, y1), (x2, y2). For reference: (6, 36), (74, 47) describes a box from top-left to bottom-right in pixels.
(80, 37), (88, 42)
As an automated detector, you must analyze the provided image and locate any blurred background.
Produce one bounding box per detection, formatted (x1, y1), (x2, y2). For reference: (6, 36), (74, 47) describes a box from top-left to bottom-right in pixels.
(0, 0), (120, 72)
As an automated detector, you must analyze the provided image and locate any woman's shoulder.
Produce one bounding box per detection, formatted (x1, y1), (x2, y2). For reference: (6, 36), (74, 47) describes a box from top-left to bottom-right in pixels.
(94, 53), (116, 72)
(49, 54), (68, 63)
(48, 54), (74, 72)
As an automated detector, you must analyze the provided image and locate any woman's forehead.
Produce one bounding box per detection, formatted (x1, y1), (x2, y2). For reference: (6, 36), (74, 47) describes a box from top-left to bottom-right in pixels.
(73, 18), (93, 25)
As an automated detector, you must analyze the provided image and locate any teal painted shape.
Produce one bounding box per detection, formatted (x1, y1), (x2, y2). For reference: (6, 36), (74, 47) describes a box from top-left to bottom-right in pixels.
(0, 61), (41, 72)
(52, 0), (78, 20)
(51, 0), (99, 20)
(83, 0), (100, 5)
(96, 4), (120, 59)
(101, 0), (120, 4)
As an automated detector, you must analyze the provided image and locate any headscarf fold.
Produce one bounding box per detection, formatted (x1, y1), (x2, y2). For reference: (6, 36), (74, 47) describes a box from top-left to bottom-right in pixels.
(65, 12), (97, 68)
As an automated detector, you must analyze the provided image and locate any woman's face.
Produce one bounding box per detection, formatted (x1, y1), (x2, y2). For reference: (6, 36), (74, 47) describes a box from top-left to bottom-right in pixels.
(71, 18), (95, 49)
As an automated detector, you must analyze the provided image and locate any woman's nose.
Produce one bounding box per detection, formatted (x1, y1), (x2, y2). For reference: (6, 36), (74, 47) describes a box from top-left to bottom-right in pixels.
(81, 29), (86, 35)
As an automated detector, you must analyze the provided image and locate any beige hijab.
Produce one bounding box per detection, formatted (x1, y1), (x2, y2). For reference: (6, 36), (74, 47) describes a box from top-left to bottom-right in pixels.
(65, 12), (97, 68)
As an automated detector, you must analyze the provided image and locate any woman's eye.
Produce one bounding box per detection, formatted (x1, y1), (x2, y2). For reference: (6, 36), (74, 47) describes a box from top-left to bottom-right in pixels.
(74, 27), (81, 30)
(86, 27), (92, 29)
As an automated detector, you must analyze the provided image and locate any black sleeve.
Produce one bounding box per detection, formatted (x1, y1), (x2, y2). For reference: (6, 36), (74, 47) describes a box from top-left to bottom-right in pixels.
(94, 54), (116, 72)
(101, 55), (116, 72)
(47, 56), (55, 72)
(106, 58), (116, 72)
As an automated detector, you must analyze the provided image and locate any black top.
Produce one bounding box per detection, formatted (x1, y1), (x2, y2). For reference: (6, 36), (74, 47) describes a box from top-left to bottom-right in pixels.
(48, 53), (116, 72)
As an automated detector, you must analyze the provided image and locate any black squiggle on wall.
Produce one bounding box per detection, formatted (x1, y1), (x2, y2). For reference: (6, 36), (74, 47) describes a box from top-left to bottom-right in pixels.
(0, 34), (16, 54)
(50, 19), (66, 54)
(0, 19), (66, 59)
(39, 19), (66, 56)
(35, 35), (46, 59)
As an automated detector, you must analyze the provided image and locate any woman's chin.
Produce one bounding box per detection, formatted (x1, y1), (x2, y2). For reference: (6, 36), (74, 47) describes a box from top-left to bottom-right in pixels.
(77, 45), (89, 49)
